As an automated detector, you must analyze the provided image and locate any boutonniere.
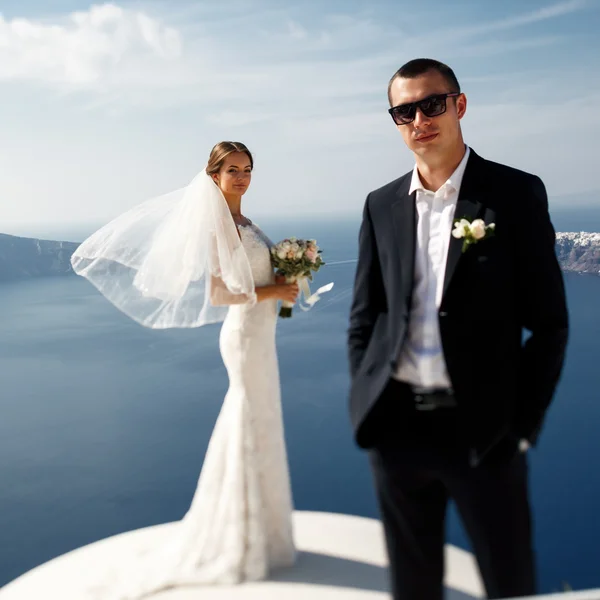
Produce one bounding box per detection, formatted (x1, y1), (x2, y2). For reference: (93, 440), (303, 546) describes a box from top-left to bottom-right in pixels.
(452, 217), (495, 253)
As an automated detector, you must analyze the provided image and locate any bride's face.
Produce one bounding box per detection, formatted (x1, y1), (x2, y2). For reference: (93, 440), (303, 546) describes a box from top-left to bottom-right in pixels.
(212, 152), (252, 198)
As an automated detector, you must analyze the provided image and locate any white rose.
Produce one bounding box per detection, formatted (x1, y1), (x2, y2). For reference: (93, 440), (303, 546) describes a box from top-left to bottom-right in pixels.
(282, 241), (291, 251)
(452, 219), (470, 238)
(452, 225), (464, 239)
(277, 249), (287, 259)
(469, 219), (486, 240)
(291, 242), (300, 252)
(296, 250), (303, 259)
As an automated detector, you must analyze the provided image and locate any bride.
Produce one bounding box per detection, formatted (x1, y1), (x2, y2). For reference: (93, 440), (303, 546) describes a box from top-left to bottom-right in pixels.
(71, 141), (300, 598)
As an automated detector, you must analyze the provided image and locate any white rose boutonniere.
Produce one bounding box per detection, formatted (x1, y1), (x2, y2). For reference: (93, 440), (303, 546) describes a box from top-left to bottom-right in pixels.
(452, 217), (495, 253)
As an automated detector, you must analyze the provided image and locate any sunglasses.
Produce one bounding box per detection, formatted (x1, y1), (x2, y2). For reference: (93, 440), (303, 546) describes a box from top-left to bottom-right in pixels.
(388, 92), (460, 125)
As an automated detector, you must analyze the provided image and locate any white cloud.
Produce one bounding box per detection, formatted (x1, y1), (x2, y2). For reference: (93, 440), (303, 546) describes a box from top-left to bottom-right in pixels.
(446, 35), (565, 58)
(286, 20), (308, 41)
(447, 0), (588, 38)
(484, 0), (587, 31)
(0, 0), (593, 113)
(0, 3), (181, 87)
(0, 0), (598, 230)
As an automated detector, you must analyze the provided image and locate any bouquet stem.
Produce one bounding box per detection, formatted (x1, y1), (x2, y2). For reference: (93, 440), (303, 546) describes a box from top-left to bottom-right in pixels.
(278, 275), (298, 318)
(279, 303), (293, 318)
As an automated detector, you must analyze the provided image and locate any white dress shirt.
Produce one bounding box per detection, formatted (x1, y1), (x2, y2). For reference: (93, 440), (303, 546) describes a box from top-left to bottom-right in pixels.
(393, 145), (471, 390)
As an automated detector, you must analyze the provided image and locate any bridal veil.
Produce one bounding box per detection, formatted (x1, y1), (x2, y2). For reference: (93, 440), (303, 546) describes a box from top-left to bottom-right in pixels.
(71, 169), (255, 329)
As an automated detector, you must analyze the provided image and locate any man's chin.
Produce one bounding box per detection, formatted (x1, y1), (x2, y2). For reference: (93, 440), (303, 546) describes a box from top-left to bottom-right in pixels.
(411, 144), (437, 156)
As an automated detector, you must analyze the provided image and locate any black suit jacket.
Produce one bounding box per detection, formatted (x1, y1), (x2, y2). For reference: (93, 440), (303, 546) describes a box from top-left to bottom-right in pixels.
(347, 148), (569, 465)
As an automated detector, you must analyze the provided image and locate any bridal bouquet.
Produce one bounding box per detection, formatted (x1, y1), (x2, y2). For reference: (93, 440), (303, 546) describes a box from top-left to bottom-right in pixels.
(270, 237), (328, 318)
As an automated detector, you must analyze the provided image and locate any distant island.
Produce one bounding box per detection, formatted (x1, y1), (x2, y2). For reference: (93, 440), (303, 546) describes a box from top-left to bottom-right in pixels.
(0, 233), (78, 282)
(555, 232), (600, 275)
(0, 231), (599, 281)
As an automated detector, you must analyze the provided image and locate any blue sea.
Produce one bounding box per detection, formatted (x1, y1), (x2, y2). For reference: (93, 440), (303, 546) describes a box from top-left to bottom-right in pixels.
(1, 215), (599, 595)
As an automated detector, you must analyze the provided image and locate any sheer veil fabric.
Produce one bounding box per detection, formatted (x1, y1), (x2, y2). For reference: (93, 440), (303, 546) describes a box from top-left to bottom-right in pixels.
(71, 168), (256, 329)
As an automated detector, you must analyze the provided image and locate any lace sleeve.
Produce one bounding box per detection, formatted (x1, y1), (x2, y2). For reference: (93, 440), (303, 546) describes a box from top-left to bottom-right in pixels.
(210, 274), (256, 306)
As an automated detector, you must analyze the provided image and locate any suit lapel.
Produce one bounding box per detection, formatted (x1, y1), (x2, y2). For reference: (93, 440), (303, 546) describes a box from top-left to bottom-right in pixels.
(442, 151), (485, 299)
(391, 176), (416, 308)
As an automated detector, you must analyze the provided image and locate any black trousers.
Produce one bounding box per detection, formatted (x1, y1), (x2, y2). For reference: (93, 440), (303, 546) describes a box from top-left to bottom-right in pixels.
(368, 381), (536, 600)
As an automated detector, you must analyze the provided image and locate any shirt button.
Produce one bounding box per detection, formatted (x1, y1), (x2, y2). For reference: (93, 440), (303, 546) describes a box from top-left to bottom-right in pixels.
(439, 311), (448, 317)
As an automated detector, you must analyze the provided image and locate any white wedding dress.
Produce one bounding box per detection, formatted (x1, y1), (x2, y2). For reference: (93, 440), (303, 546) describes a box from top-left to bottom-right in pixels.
(89, 222), (296, 599)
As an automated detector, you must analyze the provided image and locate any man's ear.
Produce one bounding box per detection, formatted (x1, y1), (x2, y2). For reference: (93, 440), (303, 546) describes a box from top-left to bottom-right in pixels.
(456, 93), (467, 120)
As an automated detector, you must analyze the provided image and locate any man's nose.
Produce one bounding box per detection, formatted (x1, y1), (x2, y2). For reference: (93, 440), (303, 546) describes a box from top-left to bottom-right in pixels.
(413, 107), (432, 127)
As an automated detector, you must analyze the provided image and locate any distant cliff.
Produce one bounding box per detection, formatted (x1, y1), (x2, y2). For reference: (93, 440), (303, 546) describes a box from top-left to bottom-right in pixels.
(555, 232), (600, 275)
(0, 233), (78, 281)
(0, 231), (599, 281)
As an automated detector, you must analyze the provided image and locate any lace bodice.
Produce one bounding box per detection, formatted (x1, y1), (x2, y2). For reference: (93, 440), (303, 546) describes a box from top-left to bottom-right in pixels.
(238, 223), (275, 287)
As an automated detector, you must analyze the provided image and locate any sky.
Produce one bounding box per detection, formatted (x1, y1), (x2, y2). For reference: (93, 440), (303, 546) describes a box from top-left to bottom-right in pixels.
(1, 0), (599, 239)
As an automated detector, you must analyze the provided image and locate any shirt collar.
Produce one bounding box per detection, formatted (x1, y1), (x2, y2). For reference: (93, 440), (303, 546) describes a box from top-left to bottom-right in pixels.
(409, 145), (471, 196)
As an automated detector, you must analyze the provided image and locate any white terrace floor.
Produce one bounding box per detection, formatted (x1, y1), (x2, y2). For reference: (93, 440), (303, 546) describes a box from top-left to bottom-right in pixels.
(0, 511), (598, 600)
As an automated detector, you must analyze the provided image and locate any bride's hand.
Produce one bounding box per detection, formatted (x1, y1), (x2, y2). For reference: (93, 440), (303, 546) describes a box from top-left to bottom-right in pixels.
(274, 281), (299, 303)
(255, 277), (299, 303)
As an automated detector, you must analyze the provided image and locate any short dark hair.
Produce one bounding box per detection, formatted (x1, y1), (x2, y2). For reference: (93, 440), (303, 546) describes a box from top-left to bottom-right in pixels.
(387, 58), (461, 106)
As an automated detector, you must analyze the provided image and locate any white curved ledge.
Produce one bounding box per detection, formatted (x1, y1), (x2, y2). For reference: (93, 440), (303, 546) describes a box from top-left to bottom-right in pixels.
(1, 511), (597, 600)
(0, 511), (482, 599)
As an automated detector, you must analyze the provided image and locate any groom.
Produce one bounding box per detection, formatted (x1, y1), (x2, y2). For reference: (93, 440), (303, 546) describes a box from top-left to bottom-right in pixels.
(347, 58), (569, 600)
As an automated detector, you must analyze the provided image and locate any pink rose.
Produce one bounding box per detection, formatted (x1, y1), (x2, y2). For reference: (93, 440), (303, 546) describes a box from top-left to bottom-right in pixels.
(305, 249), (317, 262)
